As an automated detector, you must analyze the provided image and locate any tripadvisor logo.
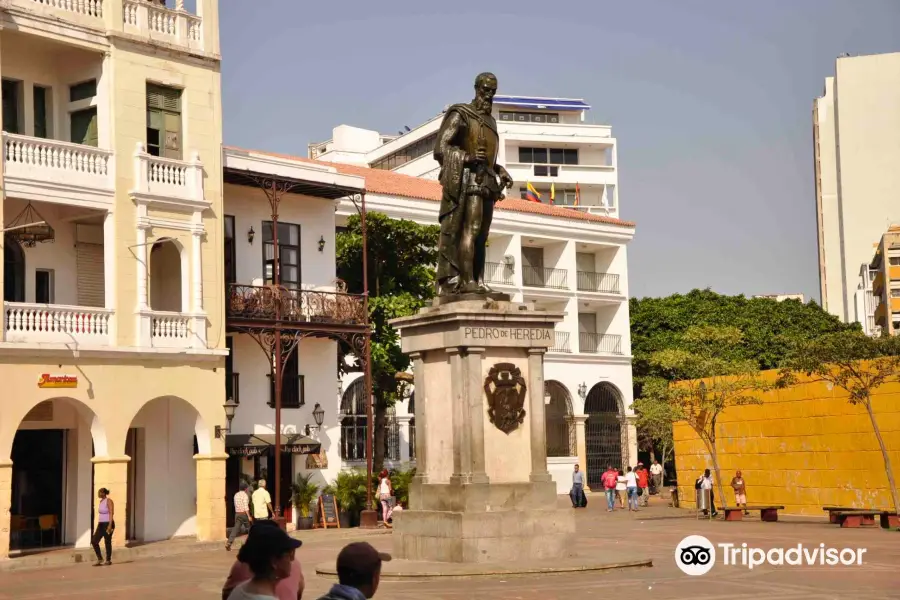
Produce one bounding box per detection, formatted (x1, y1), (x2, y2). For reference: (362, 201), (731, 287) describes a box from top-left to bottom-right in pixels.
(675, 535), (867, 576)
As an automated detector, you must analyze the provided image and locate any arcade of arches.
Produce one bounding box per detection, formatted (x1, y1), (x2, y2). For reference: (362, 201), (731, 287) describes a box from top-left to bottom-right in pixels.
(544, 380), (631, 489)
(0, 357), (226, 559)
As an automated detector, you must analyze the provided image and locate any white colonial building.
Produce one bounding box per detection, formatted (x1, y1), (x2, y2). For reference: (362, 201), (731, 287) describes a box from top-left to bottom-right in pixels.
(309, 94), (637, 492)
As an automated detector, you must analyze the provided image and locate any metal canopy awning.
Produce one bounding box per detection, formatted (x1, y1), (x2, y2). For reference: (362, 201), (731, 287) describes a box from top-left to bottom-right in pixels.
(225, 433), (321, 457)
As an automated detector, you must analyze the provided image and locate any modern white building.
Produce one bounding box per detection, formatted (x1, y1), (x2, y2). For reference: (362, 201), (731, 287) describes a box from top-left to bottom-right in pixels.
(814, 52), (900, 323)
(310, 95), (619, 218)
(302, 95), (637, 492)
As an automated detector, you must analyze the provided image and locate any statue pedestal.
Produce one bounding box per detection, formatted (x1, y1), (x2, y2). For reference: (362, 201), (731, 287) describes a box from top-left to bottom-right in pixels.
(390, 299), (575, 563)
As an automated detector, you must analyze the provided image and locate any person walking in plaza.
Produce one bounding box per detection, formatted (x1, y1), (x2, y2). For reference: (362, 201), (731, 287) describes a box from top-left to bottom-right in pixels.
(316, 542), (391, 600)
(650, 459), (664, 494)
(730, 470), (749, 516)
(377, 470), (394, 527)
(615, 469), (627, 509)
(252, 479), (274, 521)
(636, 463), (650, 506)
(625, 466), (639, 511)
(570, 464), (587, 508)
(226, 481), (253, 551)
(601, 465), (618, 512)
(91, 488), (115, 566)
(226, 519), (302, 600)
(696, 469), (718, 517)
(223, 521), (305, 600)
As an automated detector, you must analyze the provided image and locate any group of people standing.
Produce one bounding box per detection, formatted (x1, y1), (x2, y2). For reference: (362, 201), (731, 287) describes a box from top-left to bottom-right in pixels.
(570, 459), (665, 512)
(695, 468), (749, 518)
(227, 479), (275, 551)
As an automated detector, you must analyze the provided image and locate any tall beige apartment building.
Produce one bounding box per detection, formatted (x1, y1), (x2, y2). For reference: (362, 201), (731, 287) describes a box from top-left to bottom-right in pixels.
(814, 51), (900, 324)
(1, 0), (226, 558)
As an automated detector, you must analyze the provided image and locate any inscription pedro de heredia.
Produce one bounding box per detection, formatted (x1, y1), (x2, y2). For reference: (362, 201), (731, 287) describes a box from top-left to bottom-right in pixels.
(463, 326), (552, 342)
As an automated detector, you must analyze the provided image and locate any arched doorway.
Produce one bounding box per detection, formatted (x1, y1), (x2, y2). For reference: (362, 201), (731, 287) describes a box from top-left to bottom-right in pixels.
(340, 378), (366, 461)
(4, 397), (108, 550)
(339, 378), (399, 463)
(545, 380), (574, 457)
(125, 396), (210, 542)
(584, 382), (624, 488)
(149, 238), (183, 312)
(3, 234), (25, 302)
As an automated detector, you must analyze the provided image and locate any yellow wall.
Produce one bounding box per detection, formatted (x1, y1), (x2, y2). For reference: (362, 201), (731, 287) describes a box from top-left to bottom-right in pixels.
(674, 370), (900, 515)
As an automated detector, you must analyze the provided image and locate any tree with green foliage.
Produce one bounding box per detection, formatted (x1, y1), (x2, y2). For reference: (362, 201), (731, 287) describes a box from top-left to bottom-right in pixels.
(336, 212), (439, 474)
(642, 325), (774, 504)
(629, 289), (856, 466)
(780, 331), (900, 513)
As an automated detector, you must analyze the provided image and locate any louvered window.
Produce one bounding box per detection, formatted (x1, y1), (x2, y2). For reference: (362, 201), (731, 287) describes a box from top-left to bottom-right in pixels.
(146, 84), (183, 159)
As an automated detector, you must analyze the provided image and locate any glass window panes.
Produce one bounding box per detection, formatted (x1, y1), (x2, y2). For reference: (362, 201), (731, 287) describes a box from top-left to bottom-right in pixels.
(69, 79), (97, 102)
(262, 221), (301, 288)
(892, 289), (900, 298)
(371, 133), (438, 170)
(519, 147), (578, 165)
(499, 111), (560, 123)
(549, 148), (565, 165)
(890, 257), (900, 266)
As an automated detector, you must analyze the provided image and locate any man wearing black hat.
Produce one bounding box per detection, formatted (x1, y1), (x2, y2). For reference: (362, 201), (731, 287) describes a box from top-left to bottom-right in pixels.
(317, 542), (391, 600)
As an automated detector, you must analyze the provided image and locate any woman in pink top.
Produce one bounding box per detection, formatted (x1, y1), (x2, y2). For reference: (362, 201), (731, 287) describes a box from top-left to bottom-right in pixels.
(91, 488), (115, 566)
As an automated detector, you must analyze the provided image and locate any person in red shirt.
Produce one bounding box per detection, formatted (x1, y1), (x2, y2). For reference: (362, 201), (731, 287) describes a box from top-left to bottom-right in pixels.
(636, 463), (650, 507)
(600, 465), (619, 512)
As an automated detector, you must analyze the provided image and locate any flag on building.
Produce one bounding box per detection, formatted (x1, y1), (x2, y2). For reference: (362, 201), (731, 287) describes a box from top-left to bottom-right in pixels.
(550, 182), (555, 205)
(524, 182), (542, 203)
(574, 182), (580, 207)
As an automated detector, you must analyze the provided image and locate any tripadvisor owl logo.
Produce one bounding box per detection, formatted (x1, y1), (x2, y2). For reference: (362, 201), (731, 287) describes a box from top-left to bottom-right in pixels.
(675, 535), (868, 575)
(675, 535), (716, 576)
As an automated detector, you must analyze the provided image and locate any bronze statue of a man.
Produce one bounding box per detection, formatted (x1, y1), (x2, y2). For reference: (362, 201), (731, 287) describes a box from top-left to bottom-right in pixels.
(434, 72), (514, 297)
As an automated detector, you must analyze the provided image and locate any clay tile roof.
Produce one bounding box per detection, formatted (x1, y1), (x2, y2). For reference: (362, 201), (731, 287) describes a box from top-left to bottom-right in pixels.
(224, 146), (635, 228)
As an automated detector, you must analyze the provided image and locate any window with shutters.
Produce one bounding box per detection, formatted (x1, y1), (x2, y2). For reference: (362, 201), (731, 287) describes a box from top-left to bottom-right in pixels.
(268, 352), (304, 409)
(224, 215), (236, 286)
(71, 108), (98, 147)
(146, 84), (183, 159)
(2, 79), (23, 134)
(262, 221), (300, 289)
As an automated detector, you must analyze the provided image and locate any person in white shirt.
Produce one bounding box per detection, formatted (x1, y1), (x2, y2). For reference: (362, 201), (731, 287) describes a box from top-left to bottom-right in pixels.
(695, 469), (718, 517)
(649, 459), (664, 494)
(251, 479), (273, 520)
(615, 469), (627, 509)
(624, 466), (639, 511)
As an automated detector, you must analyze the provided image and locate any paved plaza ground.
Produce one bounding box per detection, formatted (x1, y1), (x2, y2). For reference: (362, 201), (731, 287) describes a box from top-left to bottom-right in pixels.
(1, 495), (898, 599)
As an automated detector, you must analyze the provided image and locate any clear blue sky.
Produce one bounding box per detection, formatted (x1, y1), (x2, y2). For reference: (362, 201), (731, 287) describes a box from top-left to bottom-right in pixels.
(220, 0), (900, 302)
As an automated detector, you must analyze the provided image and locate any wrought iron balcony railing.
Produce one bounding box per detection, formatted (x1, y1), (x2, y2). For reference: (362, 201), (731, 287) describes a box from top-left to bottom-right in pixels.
(576, 271), (620, 294)
(522, 265), (568, 289)
(550, 331), (571, 353)
(226, 284), (366, 325)
(579, 333), (623, 355)
(483, 261), (513, 285)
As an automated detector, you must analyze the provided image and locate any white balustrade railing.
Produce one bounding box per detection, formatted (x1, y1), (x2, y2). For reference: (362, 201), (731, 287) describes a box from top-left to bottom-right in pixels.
(3, 133), (114, 192)
(123, 0), (204, 51)
(4, 302), (112, 344)
(16, 0), (103, 19)
(132, 142), (204, 203)
(148, 311), (192, 348)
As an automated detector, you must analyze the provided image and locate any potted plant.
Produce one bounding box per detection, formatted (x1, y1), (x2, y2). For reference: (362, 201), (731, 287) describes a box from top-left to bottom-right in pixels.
(291, 472), (319, 530)
(328, 469), (368, 527)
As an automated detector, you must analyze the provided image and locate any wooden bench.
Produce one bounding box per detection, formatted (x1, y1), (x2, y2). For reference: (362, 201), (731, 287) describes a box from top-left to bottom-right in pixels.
(723, 505), (784, 522)
(822, 506), (857, 524)
(834, 510), (899, 529)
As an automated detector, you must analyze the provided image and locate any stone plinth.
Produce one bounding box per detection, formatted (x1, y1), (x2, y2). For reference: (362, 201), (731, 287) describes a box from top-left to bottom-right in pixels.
(390, 299), (574, 563)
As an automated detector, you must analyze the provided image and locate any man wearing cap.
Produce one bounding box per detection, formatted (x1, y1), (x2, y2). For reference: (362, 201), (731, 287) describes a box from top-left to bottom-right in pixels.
(222, 520), (304, 600)
(317, 542), (391, 600)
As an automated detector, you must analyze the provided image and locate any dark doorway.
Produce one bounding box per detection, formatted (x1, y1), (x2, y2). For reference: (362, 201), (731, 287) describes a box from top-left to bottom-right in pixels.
(584, 383), (623, 488)
(265, 453), (293, 514)
(11, 429), (64, 549)
(4, 234), (25, 302)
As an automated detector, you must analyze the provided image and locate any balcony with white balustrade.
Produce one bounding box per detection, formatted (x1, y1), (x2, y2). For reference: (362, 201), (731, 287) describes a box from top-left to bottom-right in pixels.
(2, 201), (115, 346)
(131, 142), (206, 207)
(2, 133), (115, 210)
(5, 0), (208, 54)
(122, 0), (204, 52)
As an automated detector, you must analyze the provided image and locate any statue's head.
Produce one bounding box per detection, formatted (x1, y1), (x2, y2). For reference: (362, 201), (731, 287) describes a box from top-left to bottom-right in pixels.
(473, 72), (498, 114)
